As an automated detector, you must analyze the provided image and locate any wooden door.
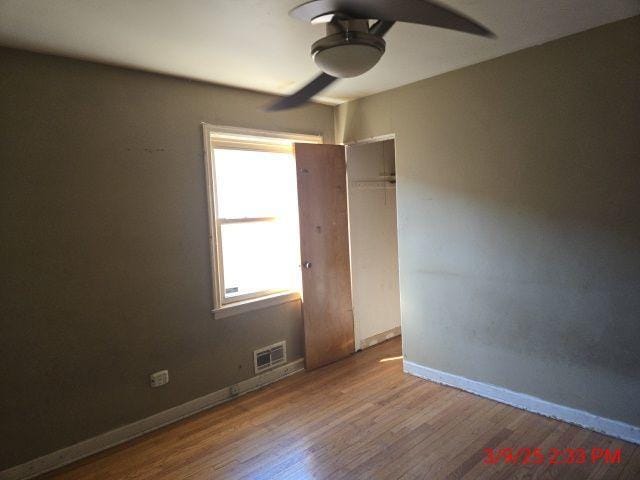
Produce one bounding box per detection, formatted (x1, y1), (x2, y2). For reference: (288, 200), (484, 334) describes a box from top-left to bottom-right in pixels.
(295, 143), (354, 370)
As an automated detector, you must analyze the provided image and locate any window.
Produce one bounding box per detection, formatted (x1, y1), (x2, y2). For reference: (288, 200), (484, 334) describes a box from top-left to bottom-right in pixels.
(203, 125), (321, 314)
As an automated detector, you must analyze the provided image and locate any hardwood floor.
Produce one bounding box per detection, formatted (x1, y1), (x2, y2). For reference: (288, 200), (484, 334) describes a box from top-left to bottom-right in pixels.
(43, 338), (639, 479)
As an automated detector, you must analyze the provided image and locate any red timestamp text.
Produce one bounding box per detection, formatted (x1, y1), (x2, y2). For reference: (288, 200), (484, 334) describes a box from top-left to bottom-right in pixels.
(483, 447), (622, 465)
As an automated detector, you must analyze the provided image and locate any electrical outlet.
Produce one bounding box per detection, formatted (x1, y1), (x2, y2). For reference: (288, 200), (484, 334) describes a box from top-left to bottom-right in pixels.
(150, 370), (169, 387)
(230, 384), (239, 396)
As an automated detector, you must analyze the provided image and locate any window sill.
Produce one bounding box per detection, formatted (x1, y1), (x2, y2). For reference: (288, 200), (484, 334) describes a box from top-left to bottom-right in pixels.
(212, 291), (301, 320)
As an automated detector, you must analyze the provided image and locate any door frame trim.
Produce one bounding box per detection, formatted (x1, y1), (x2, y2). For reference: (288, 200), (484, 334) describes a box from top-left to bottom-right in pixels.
(343, 133), (396, 146)
(344, 134), (401, 352)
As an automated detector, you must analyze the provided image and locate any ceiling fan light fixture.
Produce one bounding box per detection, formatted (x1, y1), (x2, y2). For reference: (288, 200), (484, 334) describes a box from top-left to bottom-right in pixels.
(311, 31), (386, 78)
(269, 0), (494, 110)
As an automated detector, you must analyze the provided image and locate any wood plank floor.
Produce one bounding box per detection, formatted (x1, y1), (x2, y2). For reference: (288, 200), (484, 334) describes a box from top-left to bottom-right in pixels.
(43, 338), (640, 479)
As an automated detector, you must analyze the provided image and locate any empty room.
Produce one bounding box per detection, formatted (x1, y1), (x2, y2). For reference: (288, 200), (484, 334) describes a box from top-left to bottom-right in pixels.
(1, 1), (639, 479)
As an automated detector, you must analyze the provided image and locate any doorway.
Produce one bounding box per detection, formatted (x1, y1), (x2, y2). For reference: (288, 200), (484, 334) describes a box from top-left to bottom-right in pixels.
(346, 138), (402, 351)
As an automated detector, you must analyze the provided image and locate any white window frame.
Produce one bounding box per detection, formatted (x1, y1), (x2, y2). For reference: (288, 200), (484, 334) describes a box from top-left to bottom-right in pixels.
(202, 124), (322, 318)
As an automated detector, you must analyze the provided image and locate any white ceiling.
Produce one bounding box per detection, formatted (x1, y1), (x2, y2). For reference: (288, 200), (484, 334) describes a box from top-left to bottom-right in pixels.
(0, 0), (638, 104)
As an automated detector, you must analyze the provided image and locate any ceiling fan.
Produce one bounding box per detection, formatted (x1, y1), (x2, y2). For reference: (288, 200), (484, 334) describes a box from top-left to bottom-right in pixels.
(267, 0), (494, 111)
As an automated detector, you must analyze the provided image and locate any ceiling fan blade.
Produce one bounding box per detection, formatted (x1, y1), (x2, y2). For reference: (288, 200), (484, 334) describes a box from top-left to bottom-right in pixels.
(290, 0), (494, 38)
(369, 20), (395, 38)
(265, 72), (337, 111)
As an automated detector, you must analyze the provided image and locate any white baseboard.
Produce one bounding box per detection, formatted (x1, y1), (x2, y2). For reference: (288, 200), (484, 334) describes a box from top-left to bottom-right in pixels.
(403, 360), (640, 445)
(359, 326), (401, 350)
(1, 358), (305, 480)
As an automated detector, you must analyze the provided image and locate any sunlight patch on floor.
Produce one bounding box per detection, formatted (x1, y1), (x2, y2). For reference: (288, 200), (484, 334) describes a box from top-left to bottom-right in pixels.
(379, 355), (403, 363)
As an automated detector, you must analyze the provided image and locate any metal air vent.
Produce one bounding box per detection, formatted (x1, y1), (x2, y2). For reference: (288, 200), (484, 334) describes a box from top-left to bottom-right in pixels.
(254, 341), (287, 374)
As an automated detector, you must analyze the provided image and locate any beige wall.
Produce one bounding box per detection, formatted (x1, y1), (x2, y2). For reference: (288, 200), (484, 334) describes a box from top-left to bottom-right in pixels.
(336, 16), (640, 426)
(0, 47), (334, 470)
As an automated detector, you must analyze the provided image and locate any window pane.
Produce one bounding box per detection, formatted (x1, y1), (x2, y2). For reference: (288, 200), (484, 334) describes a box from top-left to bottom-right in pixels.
(214, 149), (299, 219)
(220, 220), (301, 299)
